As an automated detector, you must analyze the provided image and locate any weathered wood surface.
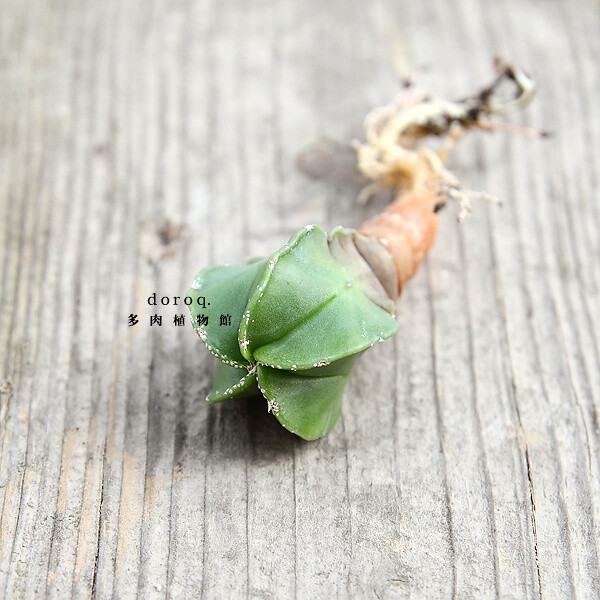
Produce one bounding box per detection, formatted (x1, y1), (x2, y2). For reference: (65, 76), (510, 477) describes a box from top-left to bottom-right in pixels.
(1, 0), (599, 598)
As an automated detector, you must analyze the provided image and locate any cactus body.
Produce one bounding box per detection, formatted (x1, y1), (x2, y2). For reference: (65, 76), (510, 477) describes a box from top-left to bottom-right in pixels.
(187, 224), (398, 440)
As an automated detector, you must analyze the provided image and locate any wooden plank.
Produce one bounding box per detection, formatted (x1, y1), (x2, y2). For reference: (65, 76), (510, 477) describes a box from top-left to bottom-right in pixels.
(1, 0), (599, 598)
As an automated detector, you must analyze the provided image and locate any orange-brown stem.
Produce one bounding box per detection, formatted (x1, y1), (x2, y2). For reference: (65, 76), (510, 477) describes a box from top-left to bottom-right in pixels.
(359, 188), (440, 297)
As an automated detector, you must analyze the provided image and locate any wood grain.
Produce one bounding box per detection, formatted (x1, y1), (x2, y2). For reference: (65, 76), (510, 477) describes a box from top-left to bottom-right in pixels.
(1, 0), (599, 598)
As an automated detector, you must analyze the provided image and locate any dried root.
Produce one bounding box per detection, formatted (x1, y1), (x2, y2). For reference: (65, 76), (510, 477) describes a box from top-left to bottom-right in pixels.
(354, 58), (545, 219)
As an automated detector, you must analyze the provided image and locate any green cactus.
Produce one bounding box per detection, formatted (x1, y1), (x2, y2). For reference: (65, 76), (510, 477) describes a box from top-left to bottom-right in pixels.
(187, 224), (399, 440)
(187, 59), (540, 440)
